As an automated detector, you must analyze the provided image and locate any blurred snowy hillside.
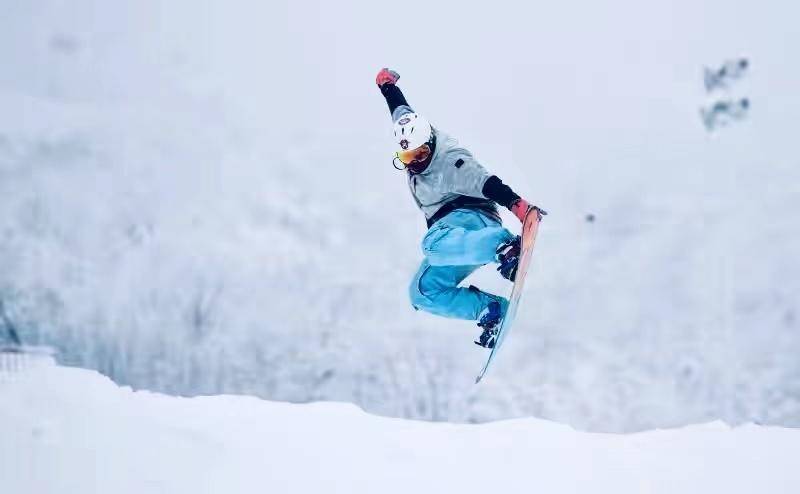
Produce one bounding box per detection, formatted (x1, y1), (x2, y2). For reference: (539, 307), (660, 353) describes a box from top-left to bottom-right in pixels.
(1, 0), (799, 431)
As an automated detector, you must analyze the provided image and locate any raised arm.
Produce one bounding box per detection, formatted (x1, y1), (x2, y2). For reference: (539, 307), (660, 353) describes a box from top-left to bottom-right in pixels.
(376, 68), (410, 118)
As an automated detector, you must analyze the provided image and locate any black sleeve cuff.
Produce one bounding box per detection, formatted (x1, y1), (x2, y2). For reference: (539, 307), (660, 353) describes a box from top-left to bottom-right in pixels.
(379, 84), (409, 116)
(482, 175), (520, 209)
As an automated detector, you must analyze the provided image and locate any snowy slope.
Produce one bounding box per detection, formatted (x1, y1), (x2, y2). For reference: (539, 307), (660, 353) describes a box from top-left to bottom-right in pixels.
(2, 362), (800, 494)
(1, 0), (799, 431)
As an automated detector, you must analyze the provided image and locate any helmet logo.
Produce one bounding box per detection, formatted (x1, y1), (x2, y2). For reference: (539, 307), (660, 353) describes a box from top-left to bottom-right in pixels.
(400, 139), (409, 150)
(398, 117), (411, 125)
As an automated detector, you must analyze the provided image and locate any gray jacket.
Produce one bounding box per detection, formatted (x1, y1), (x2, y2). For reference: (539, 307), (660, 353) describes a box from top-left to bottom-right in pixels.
(393, 105), (497, 225)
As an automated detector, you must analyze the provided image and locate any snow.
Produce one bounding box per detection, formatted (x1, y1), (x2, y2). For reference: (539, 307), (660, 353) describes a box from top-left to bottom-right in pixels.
(0, 0), (799, 431)
(2, 362), (800, 494)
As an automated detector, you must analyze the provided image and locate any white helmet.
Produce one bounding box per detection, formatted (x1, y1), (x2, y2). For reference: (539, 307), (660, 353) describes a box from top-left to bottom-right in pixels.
(393, 113), (433, 153)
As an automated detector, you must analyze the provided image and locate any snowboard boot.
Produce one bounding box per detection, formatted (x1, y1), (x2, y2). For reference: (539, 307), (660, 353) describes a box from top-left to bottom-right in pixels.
(474, 300), (503, 349)
(495, 235), (521, 282)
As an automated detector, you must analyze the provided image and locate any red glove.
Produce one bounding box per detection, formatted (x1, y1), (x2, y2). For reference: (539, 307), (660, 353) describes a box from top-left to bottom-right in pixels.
(511, 199), (547, 223)
(510, 199), (531, 223)
(376, 68), (400, 87)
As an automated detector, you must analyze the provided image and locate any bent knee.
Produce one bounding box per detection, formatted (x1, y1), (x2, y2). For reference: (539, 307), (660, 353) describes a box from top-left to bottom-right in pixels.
(408, 271), (447, 311)
(408, 276), (432, 311)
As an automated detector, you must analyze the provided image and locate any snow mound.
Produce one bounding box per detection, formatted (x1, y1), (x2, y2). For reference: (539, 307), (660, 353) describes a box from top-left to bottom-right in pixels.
(2, 364), (799, 494)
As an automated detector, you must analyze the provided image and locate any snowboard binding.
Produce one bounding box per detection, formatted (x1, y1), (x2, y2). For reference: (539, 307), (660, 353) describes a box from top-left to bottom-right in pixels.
(474, 301), (503, 349)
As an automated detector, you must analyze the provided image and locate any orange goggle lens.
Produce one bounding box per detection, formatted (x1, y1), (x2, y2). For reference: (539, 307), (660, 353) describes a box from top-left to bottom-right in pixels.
(396, 144), (431, 166)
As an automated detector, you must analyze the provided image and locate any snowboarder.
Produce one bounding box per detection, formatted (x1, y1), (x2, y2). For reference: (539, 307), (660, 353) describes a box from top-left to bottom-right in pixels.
(375, 68), (544, 349)
(704, 58), (749, 92)
(700, 97), (750, 131)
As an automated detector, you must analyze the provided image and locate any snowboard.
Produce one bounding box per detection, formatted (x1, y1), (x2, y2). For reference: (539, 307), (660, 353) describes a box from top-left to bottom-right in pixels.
(475, 206), (544, 383)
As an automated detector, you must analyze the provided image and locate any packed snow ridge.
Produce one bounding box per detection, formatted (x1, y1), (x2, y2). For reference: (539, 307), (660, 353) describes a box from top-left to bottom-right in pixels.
(2, 362), (799, 494)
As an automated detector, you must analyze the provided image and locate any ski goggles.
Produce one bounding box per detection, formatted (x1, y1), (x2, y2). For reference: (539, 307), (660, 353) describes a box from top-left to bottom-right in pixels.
(395, 143), (431, 166)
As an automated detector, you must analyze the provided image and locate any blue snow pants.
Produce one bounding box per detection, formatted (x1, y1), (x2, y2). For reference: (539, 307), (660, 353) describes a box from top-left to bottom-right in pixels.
(409, 209), (514, 320)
